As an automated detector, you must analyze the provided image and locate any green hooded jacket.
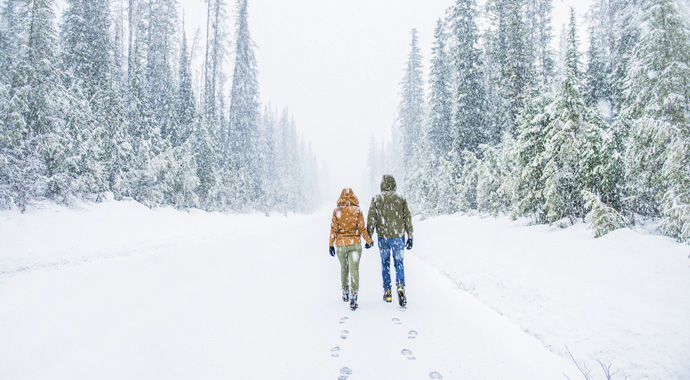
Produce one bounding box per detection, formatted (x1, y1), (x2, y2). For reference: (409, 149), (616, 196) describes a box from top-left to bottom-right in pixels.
(366, 175), (414, 239)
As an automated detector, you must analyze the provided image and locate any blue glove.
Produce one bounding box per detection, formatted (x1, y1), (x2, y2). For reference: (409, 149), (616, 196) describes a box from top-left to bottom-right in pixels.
(329, 246), (336, 257)
(405, 238), (413, 250)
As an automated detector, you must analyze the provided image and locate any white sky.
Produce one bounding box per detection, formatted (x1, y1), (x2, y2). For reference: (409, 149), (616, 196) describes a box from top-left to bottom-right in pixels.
(56, 0), (590, 196)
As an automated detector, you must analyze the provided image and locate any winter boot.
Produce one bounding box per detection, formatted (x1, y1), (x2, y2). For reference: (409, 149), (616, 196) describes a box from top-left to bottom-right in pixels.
(396, 282), (407, 307)
(350, 291), (358, 310)
(342, 288), (349, 302)
(383, 288), (392, 303)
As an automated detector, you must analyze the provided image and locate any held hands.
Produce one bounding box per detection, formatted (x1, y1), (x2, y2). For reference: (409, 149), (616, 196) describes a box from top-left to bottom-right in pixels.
(329, 246), (336, 257)
(405, 238), (413, 250)
(364, 241), (373, 249)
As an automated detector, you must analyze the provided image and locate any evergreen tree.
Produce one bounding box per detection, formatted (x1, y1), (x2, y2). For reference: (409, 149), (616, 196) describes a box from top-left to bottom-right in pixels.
(228, 0), (261, 209)
(584, 34), (608, 111)
(398, 29), (425, 172)
(194, 118), (220, 209)
(202, 0), (227, 135)
(61, 0), (126, 198)
(7, 0), (71, 204)
(427, 19), (453, 161)
(126, 36), (158, 205)
(503, 0), (532, 135)
(513, 88), (554, 222)
(610, 0), (643, 116)
(622, 0), (690, 240)
(488, 0), (533, 137)
(257, 104), (277, 212)
(526, 0), (555, 86)
(398, 29), (425, 200)
(0, 0), (21, 85)
(177, 20), (195, 146)
(140, 0), (177, 150)
(450, 0), (487, 153)
(541, 9), (608, 224)
(475, 134), (515, 215)
(583, 189), (628, 237)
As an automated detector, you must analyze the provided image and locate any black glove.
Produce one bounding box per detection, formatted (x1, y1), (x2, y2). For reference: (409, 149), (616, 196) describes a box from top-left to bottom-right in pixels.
(364, 242), (373, 249)
(405, 238), (413, 250)
(329, 246), (336, 257)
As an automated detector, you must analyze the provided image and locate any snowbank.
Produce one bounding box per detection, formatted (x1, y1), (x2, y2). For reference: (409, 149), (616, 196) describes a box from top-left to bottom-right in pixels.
(0, 199), (287, 276)
(414, 214), (690, 380)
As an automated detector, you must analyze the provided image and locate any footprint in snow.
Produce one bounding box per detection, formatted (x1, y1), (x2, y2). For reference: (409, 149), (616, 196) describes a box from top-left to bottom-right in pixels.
(340, 330), (349, 340)
(392, 318), (402, 325)
(339, 317), (348, 325)
(401, 348), (416, 360)
(338, 367), (353, 379)
(330, 346), (341, 358)
(408, 330), (418, 339)
(429, 372), (443, 379)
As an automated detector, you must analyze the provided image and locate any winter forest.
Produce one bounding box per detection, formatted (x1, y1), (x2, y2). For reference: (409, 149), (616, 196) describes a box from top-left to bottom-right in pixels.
(369, 0), (690, 244)
(1, 0), (690, 244)
(0, 0), (321, 214)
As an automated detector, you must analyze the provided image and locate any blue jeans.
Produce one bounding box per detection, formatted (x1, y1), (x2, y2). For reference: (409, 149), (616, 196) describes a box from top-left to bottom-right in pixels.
(378, 237), (405, 290)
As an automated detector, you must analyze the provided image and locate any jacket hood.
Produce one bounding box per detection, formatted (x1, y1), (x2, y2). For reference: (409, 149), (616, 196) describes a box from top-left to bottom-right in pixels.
(380, 175), (397, 192)
(337, 188), (360, 207)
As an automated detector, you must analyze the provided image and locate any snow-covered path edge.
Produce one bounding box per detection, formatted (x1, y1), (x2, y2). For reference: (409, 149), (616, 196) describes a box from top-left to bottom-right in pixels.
(414, 214), (690, 380)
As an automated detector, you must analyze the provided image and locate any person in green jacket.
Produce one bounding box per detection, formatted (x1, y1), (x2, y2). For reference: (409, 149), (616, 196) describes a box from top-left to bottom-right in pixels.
(366, 175), (413, 306)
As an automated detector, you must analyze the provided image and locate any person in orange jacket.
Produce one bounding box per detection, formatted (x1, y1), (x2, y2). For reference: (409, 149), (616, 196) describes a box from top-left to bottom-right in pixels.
(329, 188), (374, 310)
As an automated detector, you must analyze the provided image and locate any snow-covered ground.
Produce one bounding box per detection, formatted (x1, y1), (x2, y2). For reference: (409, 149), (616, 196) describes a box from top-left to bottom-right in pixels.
(0, 200), (688, 379)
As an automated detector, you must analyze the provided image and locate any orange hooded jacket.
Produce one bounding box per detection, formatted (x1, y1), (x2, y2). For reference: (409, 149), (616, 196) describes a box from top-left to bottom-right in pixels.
(329, 188), (373, 247)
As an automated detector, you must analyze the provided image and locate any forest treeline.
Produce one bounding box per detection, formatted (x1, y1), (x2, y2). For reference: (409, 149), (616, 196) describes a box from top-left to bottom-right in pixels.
(370, 0), (690, 242)
(0, 0), (321, 213)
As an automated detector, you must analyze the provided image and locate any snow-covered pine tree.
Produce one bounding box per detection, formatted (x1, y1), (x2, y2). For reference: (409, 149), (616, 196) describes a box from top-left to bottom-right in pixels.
(193, 117), (219, 210)
(525, 0), (555, 86)
(512, 88), (554, 222)
(501, 0), (533, 137)
(298, 141), (320, 213)
(202, 0), (227, 138)
(386, 118), (404, 185)
(367, 135), (385, 197)
(475, 134), (515, 216)
(257, 104), (277, 212)
(140, 0), (177, 151)
(227, 0), (261, 210)
(166, 16), (200, 209)
(541, 9), (608, 225)
(0, 0), (21, 207)
(482, 28), (504, 147)
(449, 0), (487, 154)
(431, 153), (461, 215)
(177, 19), (196, 146)
(457, 150), (480, 212)
(61, 0), (126, 199)
(8, 0), (71, 204)
(427, 18), (453, 162)
(274, 108), (301, 213)
(398, 29), (425, 198)
(610, 0), (643, 116)
(126, 35), (158, 205)
(584, 34), (608, 111)
(582, 189), (628, 237)
(0, 0), (21, 85)
(622, 0), (690, 240)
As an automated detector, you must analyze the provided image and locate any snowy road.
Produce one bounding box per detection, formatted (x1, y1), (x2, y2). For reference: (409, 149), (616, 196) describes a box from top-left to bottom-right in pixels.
(0, 206), (579, 380)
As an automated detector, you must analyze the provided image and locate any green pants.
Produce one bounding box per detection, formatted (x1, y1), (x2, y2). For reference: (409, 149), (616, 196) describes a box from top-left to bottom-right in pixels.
(337, 243), (362, 292)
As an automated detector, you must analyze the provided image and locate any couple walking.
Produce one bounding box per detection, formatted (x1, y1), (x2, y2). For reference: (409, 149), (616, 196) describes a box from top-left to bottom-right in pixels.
(328, 175), (414, 310)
